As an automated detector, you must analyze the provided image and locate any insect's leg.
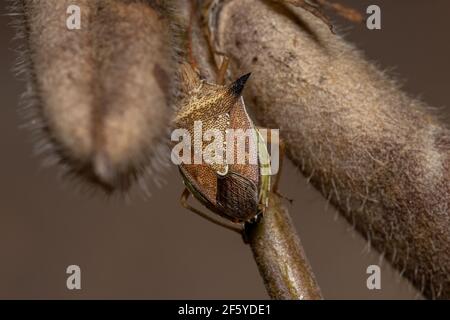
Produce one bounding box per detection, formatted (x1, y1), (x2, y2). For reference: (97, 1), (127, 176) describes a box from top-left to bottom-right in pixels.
(186, 0), (198, 70)
(316, 0), (364, 23)
(257, 128), (292, 203)
(216, 56), (229, 85)
(271, 138), (284, 193)
(200, 0), (219, 68)
(200, 0), (230, 85)
(180, 188), (244, 234)
(274, 0), (334, 33)
(272, 139), (294, 203)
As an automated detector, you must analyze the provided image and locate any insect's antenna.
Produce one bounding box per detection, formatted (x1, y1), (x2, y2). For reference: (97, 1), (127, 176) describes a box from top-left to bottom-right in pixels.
(317, 0), (364, 23)
(186, 0), (200, 72)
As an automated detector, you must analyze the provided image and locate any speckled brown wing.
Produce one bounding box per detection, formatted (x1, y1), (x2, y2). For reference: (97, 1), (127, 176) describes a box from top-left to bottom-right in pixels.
(177, 72), (261, 222)
(215, 96), (261, 222)
(179, 97), (261, 222)
(201, 114), (230, 175)
(216, 171), (258, 221)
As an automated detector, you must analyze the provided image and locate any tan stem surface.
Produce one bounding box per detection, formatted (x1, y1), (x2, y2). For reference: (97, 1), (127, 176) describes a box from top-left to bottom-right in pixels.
(245, 194), (323, 299)
(216, 0), (450, 299)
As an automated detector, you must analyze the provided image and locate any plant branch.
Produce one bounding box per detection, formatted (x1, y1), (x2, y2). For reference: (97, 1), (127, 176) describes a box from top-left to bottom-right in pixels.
(175, 1), (323, 299)
(215, 0), (450, 299)
(245, 193), (323, 299)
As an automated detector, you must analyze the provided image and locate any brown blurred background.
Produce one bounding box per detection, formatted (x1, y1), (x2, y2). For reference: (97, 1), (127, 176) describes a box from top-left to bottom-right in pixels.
(0, 0), (449, 299)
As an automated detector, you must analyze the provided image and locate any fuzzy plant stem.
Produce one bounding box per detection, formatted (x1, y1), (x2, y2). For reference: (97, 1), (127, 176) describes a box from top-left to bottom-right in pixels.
(174, 1), (323, 299)
(17, 0), (450, 299)
(14, 0), (323, 300)
(215, 0), (450, 299)
(245, 193), (323, 299)
(13, 0), (176, 191)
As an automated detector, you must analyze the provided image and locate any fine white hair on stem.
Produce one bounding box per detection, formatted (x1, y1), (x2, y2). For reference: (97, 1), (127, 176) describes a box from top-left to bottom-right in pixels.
(216, 0), (450, 299)
(9, 0), (181, 194)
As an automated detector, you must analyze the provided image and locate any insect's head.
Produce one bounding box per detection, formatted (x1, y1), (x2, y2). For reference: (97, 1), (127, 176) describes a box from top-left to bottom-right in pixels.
(174, 63), (251, 127)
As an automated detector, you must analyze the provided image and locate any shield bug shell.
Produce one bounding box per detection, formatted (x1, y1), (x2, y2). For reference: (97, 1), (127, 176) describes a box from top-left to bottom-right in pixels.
(173, 63), (271, 227)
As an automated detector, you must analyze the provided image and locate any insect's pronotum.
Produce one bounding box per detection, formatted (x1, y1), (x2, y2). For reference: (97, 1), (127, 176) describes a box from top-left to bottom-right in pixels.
(9, 0), (450, 299)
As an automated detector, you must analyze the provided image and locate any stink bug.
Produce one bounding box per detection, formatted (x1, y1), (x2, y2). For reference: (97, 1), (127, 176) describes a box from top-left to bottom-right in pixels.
(172, 61), (274, 233)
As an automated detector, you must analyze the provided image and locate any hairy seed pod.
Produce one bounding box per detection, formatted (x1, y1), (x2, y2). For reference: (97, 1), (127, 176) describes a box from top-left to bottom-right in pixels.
(12, 0), (178, 191)
(215, 0), (450, 298)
